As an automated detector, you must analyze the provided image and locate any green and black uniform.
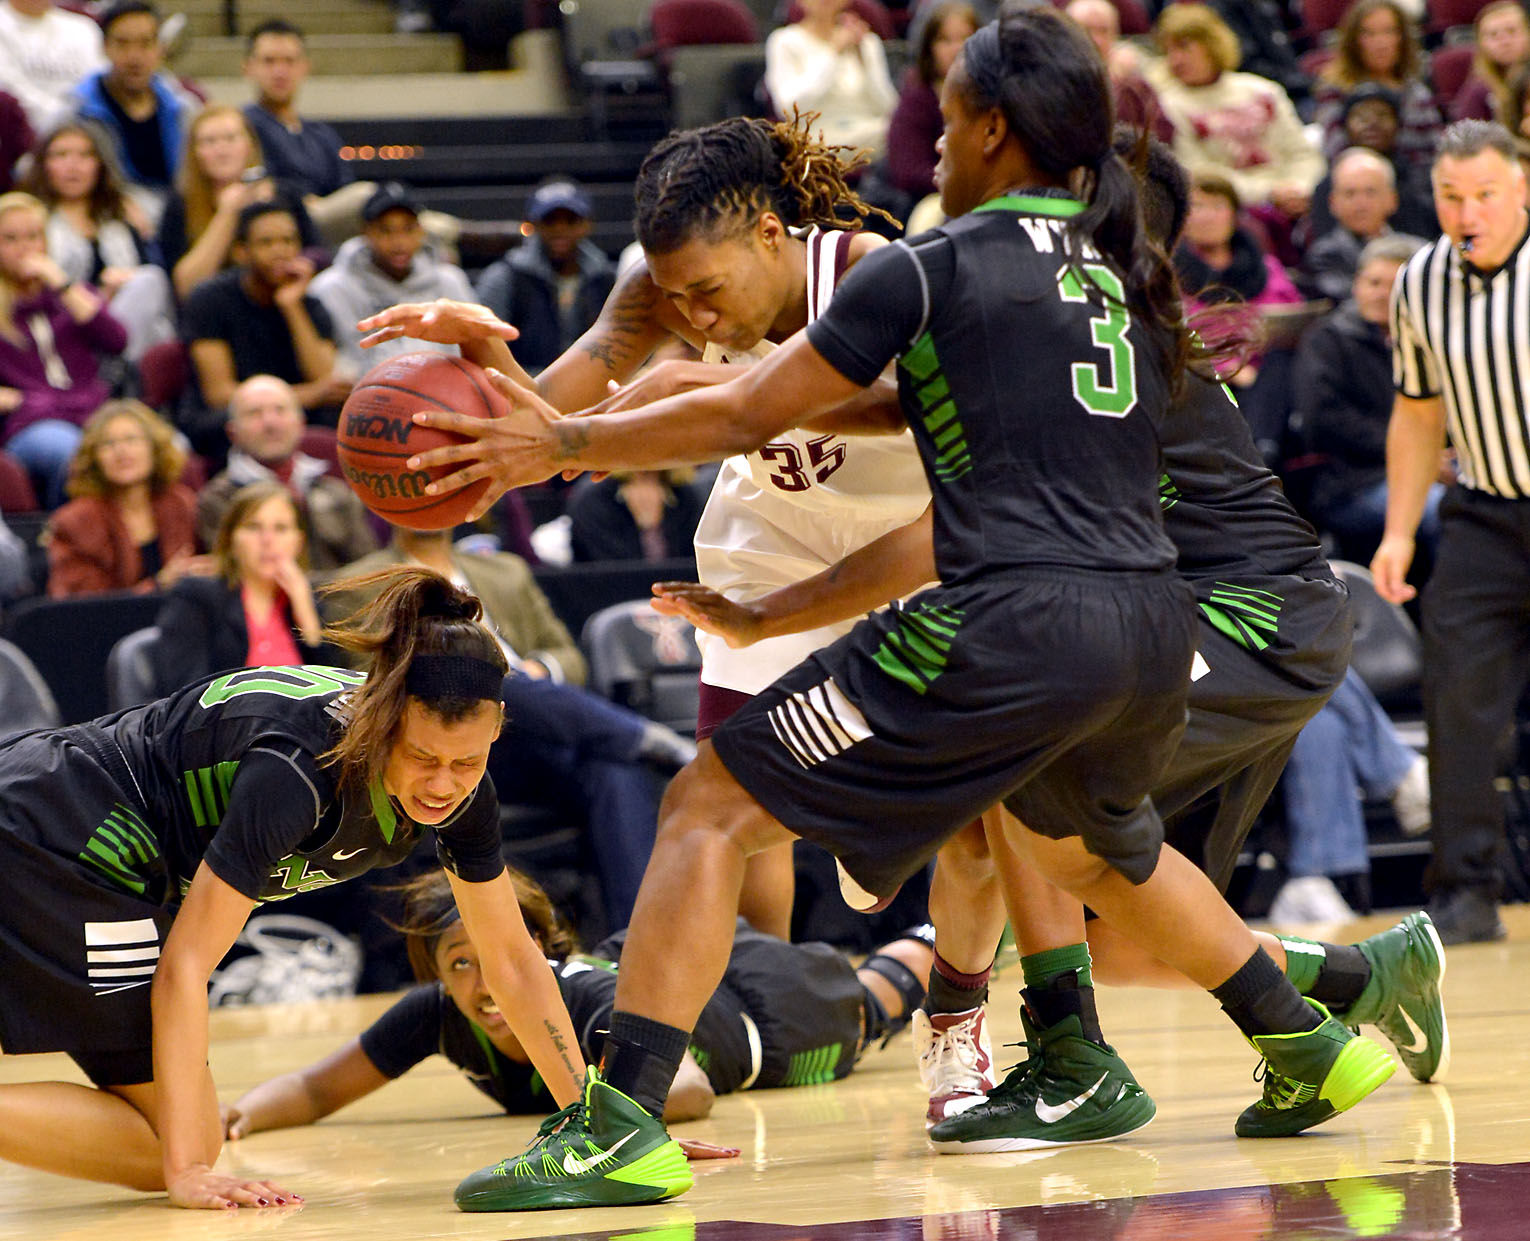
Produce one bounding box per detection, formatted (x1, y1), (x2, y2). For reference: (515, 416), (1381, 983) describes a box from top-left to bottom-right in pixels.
(0, 665), (504, 1087)
(712, 193), (1198, 900)
(359, 923), (871, 1109)
(1155, 374), (1353, 889)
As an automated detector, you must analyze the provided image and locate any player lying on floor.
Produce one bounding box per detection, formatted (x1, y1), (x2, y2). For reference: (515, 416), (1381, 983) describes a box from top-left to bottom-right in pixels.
(222, 868), (933, 1145)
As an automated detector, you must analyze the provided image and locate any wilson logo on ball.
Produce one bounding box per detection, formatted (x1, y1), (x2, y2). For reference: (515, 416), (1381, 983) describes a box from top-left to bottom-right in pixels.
(336, 352), (506, 531)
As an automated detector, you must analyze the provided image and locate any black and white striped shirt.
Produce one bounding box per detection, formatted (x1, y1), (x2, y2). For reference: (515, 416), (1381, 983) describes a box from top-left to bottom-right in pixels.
(1392, 226), (1530, 499)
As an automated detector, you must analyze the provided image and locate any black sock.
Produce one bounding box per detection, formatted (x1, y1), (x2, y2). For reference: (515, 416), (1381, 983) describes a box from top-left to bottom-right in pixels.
(600, 1011), (691, 1118)
(1306, 943), (1372, 1012)
(1022, 970), (1105, 1045)
(1212, 948), (1322, 1039)
(923, 950), (990, 1015)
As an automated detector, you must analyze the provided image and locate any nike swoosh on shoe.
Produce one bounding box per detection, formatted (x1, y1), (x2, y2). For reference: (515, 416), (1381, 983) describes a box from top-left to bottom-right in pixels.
(561, 1128), (640, 1175)
(1033, 1073), (1108, 1124)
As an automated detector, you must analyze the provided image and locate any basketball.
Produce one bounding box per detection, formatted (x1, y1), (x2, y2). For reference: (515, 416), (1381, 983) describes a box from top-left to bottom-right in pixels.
(336, 352), (505, 530)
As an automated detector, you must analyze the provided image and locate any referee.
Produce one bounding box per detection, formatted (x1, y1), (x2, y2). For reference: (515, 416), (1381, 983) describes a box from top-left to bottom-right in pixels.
(1377, 118), (1529, 945)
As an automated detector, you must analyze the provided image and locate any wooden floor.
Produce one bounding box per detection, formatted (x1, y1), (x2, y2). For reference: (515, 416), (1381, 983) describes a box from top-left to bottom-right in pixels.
(4, 906), (1528, 1241)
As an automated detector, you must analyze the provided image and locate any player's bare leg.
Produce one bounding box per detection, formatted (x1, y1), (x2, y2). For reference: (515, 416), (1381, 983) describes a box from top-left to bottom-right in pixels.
(0, 1080), (165, 1190)
(916, 817), (1004, 1125)
(611, 744), (797, 1035)
(738, 841), (795, 940)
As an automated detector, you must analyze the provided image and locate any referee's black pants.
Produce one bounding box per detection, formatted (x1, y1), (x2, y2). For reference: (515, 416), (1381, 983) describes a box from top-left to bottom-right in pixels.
(1420, 486), (1530, 899)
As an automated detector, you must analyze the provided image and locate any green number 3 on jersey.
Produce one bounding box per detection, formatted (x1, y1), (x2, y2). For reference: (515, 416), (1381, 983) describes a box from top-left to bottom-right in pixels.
(1056, 264), (1138, 419)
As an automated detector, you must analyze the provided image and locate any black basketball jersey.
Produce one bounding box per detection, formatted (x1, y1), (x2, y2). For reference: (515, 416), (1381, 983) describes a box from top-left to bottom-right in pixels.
(806, 193), (1178, 584)
(28, 665), (502, 905)
(1160, 374), (1328, 589)
(359, 954), (753, 1112)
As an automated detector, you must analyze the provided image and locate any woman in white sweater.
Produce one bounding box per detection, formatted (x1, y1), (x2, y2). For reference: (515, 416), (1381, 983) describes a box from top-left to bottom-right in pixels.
(765, 0), (898, 156)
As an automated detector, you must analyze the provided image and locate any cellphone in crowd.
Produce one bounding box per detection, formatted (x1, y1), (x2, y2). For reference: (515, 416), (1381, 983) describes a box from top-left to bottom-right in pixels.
(241, 166), (268, 184)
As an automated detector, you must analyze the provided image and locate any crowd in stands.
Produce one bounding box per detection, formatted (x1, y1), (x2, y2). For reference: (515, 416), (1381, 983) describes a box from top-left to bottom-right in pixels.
(2, 0), (1519, 941)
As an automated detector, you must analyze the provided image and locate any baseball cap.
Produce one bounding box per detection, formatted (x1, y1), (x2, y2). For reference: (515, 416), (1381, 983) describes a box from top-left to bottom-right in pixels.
(362, 181), (422, 222)
(1341, 82), (1402, 121)
(525, 179), (593, 223)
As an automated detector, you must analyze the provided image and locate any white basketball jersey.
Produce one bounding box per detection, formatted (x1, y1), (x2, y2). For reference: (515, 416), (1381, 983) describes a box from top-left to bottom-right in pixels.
(693, 228), (931, 695)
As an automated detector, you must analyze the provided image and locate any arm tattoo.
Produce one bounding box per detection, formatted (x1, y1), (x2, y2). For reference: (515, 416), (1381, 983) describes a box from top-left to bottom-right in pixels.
(545, 1020), (580, 1078)
(581, 279), (662, 374)
(552, 419), (592, 463)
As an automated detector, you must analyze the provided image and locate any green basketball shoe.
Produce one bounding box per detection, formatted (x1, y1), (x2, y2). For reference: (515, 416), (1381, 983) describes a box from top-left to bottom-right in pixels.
(1337, 911), (1449, 1083)
(927, 1013), (1156, 1153)
(455, 1070), (692, 1211)
(1236, 1003), (1395, 1138)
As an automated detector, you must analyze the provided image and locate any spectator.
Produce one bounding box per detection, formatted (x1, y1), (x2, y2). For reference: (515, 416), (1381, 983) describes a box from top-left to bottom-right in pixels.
(1300, 147), (1399, 302)
(1146, 4), (1325, 232)
(1269, 667), (1431, 923)
(881, 2), (979, 213)
(330, 524), (698, 930)
(0, 0), (105, 134)
(157, 103), (320, 302)
(197, 373), (376, 571)
(1066, 0), (1173, 144)
(0, 89), (33, 194)
(0, 191), (127, 506)
(1293, 234), (1440, 564)
(43, 397), (203, 596)
(1174, 171), (1304, 463)
(1451, 1), (1530, 123)
(310, 181), (476, 376)
(19, 119), (175, 362)
(70, 0), (199, 226)
(1312, 0), (1440, 171)
(1306, 84), (1438, 242)
(764, 0), (899, 157)
(241, 20), (365, 250)
(1203, 0), (1310, 117)
(0, 504), (28, 608)
(180, 200), (350, 456)
(567, 468), (704, 563)
(150, 477), (329, 695)
(474, 180), (615, 375)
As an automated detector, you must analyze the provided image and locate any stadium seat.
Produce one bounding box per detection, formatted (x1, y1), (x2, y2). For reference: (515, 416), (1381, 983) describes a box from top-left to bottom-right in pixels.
(1429, 43), (1476, 113)
(1299, 0), (1354, 42)
(0, 638), (60, 737)
(0, 451), (38, 513)
(139, 339), (191, 414)
(1329, 560), (1423, 715)
(581, 598), (703, 735)
(531, 555), (696, 638)
(651, 0), (760, 53)
(2, 592), (165, 723)
(1428, 0), (1497, 37)
(105, 625), (163, 712)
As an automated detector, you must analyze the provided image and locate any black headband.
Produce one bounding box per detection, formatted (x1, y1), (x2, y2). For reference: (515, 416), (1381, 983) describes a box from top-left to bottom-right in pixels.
(963, 22), (1004, 103)
(404, 655), (504, 702)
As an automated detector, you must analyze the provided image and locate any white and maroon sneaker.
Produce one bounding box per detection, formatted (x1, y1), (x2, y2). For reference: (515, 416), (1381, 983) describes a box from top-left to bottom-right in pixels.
(913, 1005), (997, 1129)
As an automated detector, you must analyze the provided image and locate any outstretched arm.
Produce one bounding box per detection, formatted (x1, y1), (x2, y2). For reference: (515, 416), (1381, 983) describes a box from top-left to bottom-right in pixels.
(223, 1038), (390, 1138)
(652, 504), (935, 645)
(407, 333), (868, 520)
(450, 870), (586, 1107)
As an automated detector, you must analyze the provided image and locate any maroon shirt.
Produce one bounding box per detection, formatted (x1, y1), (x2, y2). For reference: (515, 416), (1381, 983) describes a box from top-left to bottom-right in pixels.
(0, 287), (128, 442)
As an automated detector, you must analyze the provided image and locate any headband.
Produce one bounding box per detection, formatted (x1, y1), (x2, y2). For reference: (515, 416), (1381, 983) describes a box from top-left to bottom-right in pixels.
(962, 23), (1005, 103)
(404, 655), (504, 702)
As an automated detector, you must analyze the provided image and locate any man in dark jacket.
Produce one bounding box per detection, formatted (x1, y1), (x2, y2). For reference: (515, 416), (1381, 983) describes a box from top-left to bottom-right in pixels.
(473, 179), (616, 374)
(1292, 234), (1442, 563)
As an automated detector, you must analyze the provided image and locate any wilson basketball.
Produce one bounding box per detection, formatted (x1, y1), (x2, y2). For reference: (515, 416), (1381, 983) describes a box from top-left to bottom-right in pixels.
(336, 352), (505, 530)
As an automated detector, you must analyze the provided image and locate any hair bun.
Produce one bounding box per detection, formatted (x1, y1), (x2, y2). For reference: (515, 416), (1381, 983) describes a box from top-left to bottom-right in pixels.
(418, 576), (481, 622)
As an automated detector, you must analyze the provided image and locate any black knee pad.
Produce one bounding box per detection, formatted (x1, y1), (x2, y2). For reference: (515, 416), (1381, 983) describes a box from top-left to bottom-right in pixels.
(859, 944), (929, 1045)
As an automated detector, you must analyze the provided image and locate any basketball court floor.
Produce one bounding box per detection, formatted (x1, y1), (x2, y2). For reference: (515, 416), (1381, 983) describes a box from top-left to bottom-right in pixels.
(4, 906), (1527, 1241)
